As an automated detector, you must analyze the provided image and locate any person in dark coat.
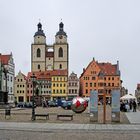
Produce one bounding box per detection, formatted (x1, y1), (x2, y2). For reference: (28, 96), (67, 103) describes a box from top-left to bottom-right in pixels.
(129, 100), (133, 111)
(132, 100), (137, 112)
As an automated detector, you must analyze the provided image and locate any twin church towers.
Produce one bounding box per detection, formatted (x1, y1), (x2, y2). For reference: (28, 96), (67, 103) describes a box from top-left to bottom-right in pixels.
(31, 22), (69, 72)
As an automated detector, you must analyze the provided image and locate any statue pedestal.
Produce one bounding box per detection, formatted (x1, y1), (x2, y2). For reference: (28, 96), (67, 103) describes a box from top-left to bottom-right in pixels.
(90, 112), (98, 122)
(111, 112), (120, 122)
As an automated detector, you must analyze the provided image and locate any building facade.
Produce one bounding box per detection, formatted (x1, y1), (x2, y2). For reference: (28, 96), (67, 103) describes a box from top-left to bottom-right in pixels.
(14, 71), (27, 103)
(0, 53), (15, 104)
(31, 22), (69, 72)
(135, 84), (140, 102)
(80, 58), (121, 99)
(68, 72), (79, 100)
(51, 70), (68, 100)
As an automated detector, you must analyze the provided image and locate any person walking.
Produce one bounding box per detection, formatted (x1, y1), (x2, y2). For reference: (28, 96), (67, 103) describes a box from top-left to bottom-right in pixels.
(132, 100), (137, 112)
(129, 100), (133, 111)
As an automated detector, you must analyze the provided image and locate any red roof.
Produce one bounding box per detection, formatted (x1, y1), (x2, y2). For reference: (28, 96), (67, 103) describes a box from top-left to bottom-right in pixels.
(46, 52), (54, 57)
(51, 70), (68, 76)
(80, 59), (118, 77)
(27, 71), (52, 80)
(0, 54), (11, 65)
(27, 70), (68, 80)
(98, 62), (117, 75)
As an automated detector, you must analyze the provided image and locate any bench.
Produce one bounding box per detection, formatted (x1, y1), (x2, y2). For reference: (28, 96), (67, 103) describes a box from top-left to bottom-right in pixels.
(57, 114), (73, 120)
(35, 113), (49, 120)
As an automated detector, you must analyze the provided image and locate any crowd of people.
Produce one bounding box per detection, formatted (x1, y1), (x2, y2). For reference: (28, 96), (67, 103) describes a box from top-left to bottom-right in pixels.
(120, 99), (137, 112)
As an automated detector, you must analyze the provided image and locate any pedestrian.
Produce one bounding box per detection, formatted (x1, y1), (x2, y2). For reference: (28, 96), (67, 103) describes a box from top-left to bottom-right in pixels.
(129, 100), (133, 111)
(132, 100), (137, 112)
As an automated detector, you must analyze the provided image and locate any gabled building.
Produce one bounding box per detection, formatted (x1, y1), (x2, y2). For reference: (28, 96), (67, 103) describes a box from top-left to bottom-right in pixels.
(14, 71), (27, 103)
(0, 53), (15, 104)
(80, 58), (121, 99)
(68, 72), (79, 100)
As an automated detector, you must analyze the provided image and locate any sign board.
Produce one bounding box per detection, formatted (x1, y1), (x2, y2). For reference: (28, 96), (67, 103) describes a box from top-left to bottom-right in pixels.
(111, 90), (120, 112)
(90, 90), (98, 113)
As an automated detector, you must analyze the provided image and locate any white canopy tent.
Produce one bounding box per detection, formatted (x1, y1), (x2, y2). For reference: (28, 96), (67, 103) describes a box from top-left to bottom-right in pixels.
(120, 94), (136, 101)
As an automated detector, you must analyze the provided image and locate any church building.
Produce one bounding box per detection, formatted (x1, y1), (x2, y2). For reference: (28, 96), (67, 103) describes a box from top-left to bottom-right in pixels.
(31, 22), (69, 72)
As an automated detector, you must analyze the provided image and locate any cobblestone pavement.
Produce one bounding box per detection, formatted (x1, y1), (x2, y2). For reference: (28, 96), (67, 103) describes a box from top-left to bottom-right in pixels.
(0, 128), (140, 140)
(0, 105), (129, 124)
(0, 106), (140, 140)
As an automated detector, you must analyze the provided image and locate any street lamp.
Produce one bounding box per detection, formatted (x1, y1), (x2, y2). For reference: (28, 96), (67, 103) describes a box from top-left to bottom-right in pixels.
(31, 73), (36, 121)
(3, 65), (8, 104)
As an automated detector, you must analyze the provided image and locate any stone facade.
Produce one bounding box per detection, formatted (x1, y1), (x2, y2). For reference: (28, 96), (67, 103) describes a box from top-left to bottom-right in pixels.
(68, 72), (79, 100)
(135, 84), (140, 102)
(31, 22), (68, 72)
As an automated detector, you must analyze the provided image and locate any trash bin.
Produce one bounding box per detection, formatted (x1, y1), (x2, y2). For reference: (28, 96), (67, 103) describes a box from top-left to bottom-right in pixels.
(5, 107), (11, 119)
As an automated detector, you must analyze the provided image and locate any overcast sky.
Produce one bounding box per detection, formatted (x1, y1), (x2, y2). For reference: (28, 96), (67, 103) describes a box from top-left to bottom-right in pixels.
(0, 0), (140, 94)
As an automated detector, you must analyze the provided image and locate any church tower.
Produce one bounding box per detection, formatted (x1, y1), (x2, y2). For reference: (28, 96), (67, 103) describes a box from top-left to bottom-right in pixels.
(54, 22), (69, 71)
(31, 22), (46, 72)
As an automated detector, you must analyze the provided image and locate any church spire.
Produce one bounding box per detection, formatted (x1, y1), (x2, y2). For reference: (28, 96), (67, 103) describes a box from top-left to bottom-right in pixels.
(37, 22), (42, 31)
(34, 22), (46, 37)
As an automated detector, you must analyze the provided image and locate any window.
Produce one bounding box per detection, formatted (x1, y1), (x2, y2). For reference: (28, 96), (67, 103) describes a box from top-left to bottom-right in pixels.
(72, 89), (74, 93)
(63, 90), (65, 93)
(86, 89), (88, 94)
(37, 48), (41, 57)
(86, 83), (88, 87)
(11, 76), (12, 82)
(92, 77), (95, 80)
(58, 47), (63, 57)
(90, 83), (92, 87)
(38, 64), (40, 69)
(112, 83), (114, 87)
(59, 64), (62, 69)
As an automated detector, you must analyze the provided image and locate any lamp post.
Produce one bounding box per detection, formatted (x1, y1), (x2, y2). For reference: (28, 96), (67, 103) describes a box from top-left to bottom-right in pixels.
(103, 90), (106, 124)
(3, 65), (8, 104)
(31, 73), (36, 121)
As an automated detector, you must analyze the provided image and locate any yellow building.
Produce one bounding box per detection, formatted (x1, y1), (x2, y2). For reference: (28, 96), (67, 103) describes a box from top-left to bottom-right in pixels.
(51, 70), (68, 100)
(14, 71), (27, 103)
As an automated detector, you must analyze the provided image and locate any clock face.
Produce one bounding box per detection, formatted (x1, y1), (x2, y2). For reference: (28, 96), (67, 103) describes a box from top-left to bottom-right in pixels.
(59, 35), (63, 39)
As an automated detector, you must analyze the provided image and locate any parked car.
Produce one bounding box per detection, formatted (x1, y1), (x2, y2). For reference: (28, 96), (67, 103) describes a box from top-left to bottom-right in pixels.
(48, 100), (57, 107)
(25, 102), (36, 108)
(17, 102), (25, 108)
(61, 101), (72, 109)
